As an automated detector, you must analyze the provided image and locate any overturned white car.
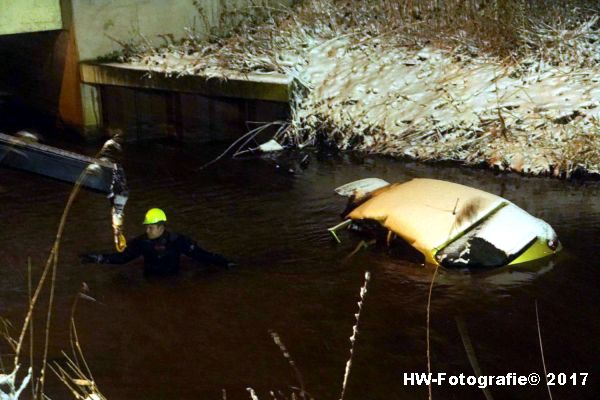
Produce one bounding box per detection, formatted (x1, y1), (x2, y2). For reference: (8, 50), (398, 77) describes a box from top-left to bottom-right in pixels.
(332, 178), (561, 268)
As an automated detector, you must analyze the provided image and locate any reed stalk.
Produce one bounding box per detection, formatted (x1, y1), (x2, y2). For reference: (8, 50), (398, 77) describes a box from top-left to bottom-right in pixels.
(1, 136), (122, 399)
(535, 300), (553, 400)
(426, 266), (438, 400)
(339, 271), (371, 400)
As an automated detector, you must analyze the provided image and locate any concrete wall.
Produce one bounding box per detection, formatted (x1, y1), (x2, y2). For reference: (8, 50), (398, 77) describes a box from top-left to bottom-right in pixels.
(70, 0), (291, 61)
(0, 0), (62, 35)
(71, 0), (197, 61)
(70, 0), (292, 137)
(0, 0), (292, 138)
(99, 86), (289, 143)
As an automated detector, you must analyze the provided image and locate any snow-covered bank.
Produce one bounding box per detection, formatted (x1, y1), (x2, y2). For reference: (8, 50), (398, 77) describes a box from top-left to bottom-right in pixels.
(289, 20), (600, 177)
(106, 0), (600, 177)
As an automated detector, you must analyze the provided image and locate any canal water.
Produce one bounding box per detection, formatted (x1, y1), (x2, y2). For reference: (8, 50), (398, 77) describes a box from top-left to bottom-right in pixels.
(0, 140), (598, 400)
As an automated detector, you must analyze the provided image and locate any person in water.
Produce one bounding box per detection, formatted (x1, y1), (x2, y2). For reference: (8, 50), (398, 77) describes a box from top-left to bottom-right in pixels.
(80, 208), (235, 275)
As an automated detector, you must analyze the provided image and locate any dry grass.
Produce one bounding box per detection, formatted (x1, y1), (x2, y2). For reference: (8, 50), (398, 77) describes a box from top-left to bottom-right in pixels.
(535, 300), (553, 400)
(245, 271), (371, 400)
(50, 285), (105, 400)
(0, 135), (123, 399)
(104, 0), (600, 178)
(107, 0), (600, 74)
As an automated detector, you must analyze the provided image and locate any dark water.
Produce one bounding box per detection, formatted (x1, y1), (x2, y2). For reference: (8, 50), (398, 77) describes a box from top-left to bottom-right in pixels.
(1, 141), (598, 400)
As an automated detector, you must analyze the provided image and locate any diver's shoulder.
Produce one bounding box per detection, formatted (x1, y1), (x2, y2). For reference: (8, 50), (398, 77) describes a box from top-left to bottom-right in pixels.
(130, 233), (149, 243)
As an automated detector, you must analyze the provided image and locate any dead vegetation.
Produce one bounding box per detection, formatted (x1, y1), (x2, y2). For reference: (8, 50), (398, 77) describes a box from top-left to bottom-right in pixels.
(104, 0), (600, 177)
(0, 136), (121, 399)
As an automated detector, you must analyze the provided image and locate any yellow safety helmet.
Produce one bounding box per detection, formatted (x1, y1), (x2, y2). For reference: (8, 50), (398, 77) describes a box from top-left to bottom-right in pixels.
(143, 208), (167, 225)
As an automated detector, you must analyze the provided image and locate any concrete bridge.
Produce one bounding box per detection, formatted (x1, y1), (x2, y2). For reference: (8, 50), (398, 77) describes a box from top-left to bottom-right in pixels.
(0, 0), (291, 141)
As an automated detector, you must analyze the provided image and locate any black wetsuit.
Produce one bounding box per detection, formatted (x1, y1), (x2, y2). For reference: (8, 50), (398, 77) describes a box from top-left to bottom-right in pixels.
(97, 231), (229, 275)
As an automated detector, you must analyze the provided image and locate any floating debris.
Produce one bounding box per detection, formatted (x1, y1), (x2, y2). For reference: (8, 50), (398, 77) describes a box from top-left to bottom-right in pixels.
(257, 139), (284, 152)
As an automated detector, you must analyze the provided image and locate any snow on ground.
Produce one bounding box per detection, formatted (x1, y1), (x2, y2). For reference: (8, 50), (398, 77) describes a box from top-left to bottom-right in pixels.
(289, 21), (600, 176)
(111, 4), (599, 177)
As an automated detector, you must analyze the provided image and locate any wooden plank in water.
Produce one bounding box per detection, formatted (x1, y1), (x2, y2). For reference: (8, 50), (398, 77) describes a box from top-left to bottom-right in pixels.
(0, 132), (113, 192)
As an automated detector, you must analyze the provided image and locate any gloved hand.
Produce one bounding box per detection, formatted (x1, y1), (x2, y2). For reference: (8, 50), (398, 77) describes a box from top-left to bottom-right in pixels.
(79, 253), (104, 264)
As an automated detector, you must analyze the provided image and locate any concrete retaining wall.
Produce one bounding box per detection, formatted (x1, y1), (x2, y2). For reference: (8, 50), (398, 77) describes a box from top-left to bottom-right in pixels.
(0, 0), (292, 139)
(99, 86), (289, 142)
(0, 0), (62, 35)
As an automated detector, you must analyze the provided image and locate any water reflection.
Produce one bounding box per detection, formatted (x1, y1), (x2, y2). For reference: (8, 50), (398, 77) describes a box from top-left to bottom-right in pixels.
(374, 257), (557, 292)
(0, 142), (598, 400)
(436, 259), (556, 292)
